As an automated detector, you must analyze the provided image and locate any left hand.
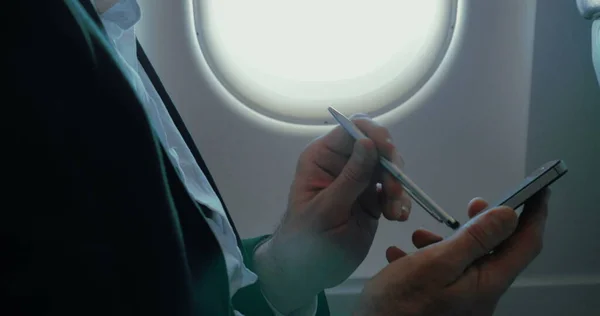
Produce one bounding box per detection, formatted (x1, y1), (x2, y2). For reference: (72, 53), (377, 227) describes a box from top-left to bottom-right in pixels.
(354, 190), (550, 316)
(254, 114), (411, 312)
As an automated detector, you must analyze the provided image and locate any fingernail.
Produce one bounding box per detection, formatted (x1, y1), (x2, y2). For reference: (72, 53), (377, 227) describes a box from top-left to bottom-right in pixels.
(401, 205), (410, 215)
(395, 201), (410, 219)
(401, 205), (410, 217)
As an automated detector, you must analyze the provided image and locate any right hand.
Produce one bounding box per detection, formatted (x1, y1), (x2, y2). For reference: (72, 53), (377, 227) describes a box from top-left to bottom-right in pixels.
(354, 189), (551, 316)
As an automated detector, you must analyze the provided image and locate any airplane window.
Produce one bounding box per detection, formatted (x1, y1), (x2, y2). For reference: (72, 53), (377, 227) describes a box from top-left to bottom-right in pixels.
(194, 0), (457, 125)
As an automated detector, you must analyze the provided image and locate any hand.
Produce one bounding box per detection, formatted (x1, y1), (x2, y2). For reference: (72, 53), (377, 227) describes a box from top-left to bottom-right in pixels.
(254, 114), (410, 313)
(354, 189), (551, 316)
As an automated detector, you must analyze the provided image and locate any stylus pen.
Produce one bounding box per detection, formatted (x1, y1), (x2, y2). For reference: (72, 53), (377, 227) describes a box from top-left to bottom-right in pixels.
(328, 106), (460, 230)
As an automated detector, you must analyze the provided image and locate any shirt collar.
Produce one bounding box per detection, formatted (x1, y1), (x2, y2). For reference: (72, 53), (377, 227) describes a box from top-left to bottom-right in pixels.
(95, 0), (141, 39)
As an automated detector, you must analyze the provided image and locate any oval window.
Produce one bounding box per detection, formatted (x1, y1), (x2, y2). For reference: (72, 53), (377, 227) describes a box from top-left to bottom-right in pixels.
(194, 0), (457, 125)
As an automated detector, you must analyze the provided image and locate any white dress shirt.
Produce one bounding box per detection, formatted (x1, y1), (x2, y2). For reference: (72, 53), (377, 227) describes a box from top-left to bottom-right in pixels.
(93, 1), (318, 315)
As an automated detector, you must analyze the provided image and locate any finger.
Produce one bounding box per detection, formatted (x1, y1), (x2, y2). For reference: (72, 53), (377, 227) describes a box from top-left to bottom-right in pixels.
(321, 114), (393, 157)
(428, 206), (519, 281)
(311, 142), (352, 180)
(352, 115), (400, 167)
(358, 181), (384, 219)
(321, 114), (409, 218)
(468, 197), (489, 219)
(381, 189), (411, 222)
(314, 114), (401, 184)
(386, 246), (408, 263)
(381, 151), (410, 221)
(324, 138), (379, 209)
(412, 228), (443, 249)
(479, 188), (551, 287)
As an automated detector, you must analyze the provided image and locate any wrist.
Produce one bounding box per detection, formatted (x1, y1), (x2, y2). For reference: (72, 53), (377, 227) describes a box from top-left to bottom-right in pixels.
(253, 237), (321, 315)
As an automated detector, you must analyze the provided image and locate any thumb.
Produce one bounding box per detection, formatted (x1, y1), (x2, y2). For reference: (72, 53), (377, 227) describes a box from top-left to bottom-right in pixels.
(434, 206), (519, 279)
(326, 138), (379, 208)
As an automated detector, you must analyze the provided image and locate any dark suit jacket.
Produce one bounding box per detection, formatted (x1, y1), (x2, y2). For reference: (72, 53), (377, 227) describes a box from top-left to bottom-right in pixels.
(2, 1), (329, 315)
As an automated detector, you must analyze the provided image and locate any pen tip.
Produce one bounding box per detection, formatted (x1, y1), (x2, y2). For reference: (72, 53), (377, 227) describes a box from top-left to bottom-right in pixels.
(448, 220), (460, 230)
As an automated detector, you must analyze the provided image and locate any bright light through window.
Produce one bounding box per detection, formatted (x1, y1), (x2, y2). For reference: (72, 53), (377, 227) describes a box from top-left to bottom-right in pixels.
(194, 0), (457, 125)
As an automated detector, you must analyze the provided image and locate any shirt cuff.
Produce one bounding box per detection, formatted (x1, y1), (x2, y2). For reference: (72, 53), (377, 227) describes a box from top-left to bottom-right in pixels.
(261, 288), (319, 316)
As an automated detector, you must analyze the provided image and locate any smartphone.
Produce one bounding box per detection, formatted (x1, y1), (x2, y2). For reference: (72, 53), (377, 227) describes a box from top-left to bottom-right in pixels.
(492, 160), (568, 209)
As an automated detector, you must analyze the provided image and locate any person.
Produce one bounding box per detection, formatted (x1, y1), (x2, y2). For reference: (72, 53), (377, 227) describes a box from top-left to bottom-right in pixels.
(3, 0), (563, 315)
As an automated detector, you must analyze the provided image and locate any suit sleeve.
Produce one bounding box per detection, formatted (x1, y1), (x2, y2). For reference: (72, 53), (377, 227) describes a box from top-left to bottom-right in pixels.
(232, 236), (331, 316)
(2, 1), (178, 314)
